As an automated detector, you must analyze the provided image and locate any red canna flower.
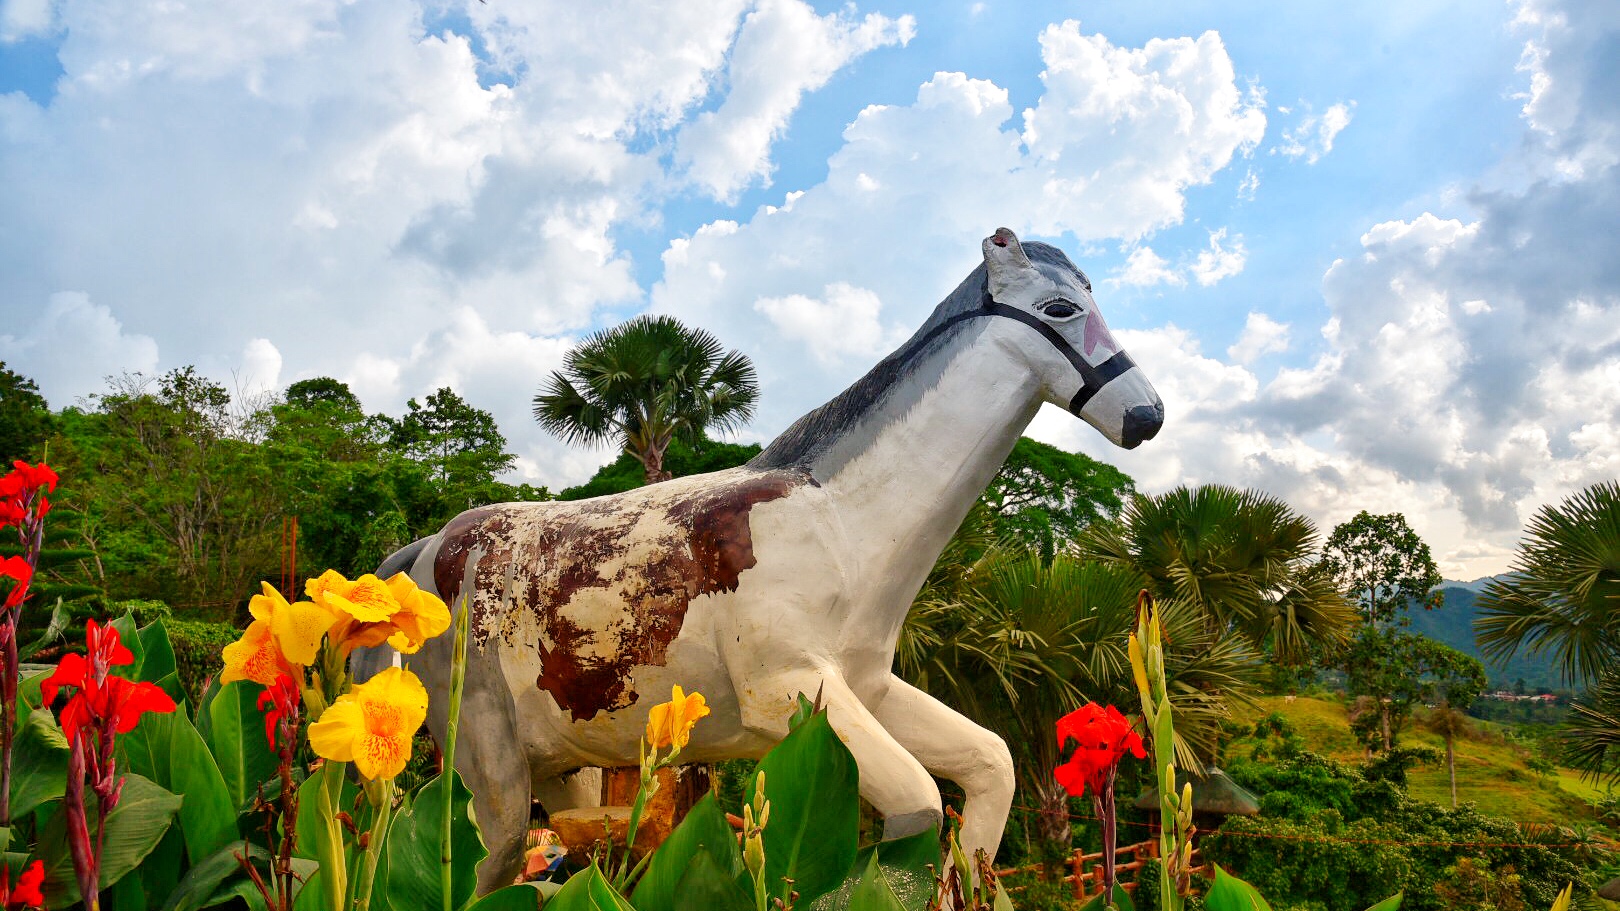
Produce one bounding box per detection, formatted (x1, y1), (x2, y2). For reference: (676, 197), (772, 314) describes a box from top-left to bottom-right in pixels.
(1054, 703), (1146, 799)
(43, 620), (173, 745)
(5, 462), (57, 494)
(0, 860), (45, 909)
(0, 557), (28, 609)
(257, 673), (302, 750)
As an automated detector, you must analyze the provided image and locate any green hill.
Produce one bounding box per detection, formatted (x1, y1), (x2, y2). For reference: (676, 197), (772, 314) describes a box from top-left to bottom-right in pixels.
(1407, 584), (1570, 692)
(1231, 695), (1604, 827)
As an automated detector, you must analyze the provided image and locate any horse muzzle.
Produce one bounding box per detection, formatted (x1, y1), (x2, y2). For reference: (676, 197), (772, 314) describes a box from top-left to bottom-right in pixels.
(1120, 400), (1164, 449)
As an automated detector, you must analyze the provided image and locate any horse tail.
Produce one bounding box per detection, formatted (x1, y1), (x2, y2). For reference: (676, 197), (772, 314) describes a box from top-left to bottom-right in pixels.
(351, 534), (437, 684)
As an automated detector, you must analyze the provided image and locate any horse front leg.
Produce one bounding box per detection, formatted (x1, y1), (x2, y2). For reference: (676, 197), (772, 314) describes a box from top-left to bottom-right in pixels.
(872, 676), (1014, 866)
(741, 670), (944, 839)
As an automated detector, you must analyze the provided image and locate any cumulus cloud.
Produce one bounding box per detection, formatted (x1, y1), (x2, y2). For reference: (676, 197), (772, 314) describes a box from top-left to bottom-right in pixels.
(1272, 101), (1354, 164)
(674, 0), (914, 200)
(0, 292), (159, 400)
(1227, 312), (1290, 364)
(1109, 229), (1246, 288)
(1, 0), (53, 40)
(754, 282), (904, 366)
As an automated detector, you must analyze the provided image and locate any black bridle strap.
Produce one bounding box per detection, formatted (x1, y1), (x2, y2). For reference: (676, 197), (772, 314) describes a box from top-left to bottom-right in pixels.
(911, 293), (1138, 414)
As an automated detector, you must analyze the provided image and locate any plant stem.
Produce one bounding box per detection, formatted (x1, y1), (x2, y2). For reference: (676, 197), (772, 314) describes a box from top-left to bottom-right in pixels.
(353, 780), (396, 911)
(442, 599), (469, 911)
(314, 760), (350, 911)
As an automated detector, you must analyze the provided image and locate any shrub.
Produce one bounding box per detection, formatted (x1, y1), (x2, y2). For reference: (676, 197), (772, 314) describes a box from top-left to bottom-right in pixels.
(166, 616), (239, 703)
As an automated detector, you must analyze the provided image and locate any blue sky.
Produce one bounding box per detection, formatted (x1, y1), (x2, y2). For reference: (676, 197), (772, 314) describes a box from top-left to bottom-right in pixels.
(2, 0), (1616, 578)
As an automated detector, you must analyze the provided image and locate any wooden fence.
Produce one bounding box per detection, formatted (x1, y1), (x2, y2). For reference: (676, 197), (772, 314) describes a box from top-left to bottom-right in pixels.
(995, 838), (1212, 902)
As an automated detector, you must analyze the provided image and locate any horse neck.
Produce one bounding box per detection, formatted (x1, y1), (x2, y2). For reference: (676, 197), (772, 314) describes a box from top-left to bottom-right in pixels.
(816, 323), (1041, 621)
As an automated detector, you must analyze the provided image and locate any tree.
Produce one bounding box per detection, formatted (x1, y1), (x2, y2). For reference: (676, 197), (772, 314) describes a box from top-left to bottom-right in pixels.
(0, 363), (53, 465)
(1423, 647), (1488, 806)
(1342, 629), (1482, 761)
(980, 437), (1134, 559)
(1075, 484), (1354, 664)
(1474, 481), (1620, 781)
(390, 387), (514, 487)
(898, 531), (1259, 870)
(1320, 511), (1444, 625)
(534, 315), (758, 485)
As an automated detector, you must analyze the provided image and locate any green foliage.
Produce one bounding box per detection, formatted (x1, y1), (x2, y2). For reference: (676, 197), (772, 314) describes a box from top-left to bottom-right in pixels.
(166, 618), (239, 704)
(1340, 629), (1485, 751)
(38, 773), (184, 905)
(383, 770), (489, 909)
(0, 361), (54, 464)
(559, 435), (763, 501)
(981, 437), (1135, 559)
(1076, 484), (1353, 664)
(1319, 511), (1443, 625)
(1208, 754), (1600, 911)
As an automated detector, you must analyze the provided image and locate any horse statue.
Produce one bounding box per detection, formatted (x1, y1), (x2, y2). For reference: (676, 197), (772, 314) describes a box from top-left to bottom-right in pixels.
(358, 227), (1164, 890)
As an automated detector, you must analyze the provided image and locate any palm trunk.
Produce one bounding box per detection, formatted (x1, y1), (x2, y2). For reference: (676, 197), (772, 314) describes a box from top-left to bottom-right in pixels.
(1034, 780), (1071, 882)
(1446, 734), (1456, 807)
(640, 444), (672, 485)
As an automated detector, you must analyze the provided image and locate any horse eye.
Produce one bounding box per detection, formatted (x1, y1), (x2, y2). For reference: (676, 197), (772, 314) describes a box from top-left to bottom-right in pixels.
(1043, 302), (1079, 319)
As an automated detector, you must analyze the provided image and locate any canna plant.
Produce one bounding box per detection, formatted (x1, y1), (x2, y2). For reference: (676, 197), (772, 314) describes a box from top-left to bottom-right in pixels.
(1054, 703), (1145, 910)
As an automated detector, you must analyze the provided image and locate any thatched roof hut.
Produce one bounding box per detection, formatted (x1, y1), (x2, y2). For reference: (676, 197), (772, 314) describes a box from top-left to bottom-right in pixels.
(1132, 765), (1261, 818)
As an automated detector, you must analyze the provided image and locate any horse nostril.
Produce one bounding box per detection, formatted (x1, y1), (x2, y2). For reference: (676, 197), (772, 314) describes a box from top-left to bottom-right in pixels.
(1121, 401), (1164, 449)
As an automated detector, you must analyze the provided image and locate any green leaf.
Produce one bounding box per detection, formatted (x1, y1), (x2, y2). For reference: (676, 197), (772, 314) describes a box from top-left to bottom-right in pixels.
(39, 773), (183, 906)
(158, 839), (269, 911)
(17, 600), (71, 661)
(1363, 893), (1404, 911)
(201, 680), (280, 812)
(10, 708), (68, 818)
(631, 792), (742, 911)
(384, 770), (489, 911)
(745, 710), (859, 908)
(138, 825), (187, 906)
(119, 702), (237, 864)
(1203, 865), (1274, 911)
(846, 853), (907, 911)
(465, 883), (552, 911)
(1076, 885), (1136, 911)
(873, 827), (940, 911)
(670, 850), (753, 911)
(105, 866), (150, 911)
(137, 618), (180, 684)
(543, 863), (638, 911)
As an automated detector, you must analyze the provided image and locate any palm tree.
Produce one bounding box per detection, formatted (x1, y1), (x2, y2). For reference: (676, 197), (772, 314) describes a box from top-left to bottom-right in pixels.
(1074, 484), (1354, 665)
(898, 539), (1259, 872)
(1475, 480), (1620, 685)
(1476, 481), (1620, 780)
(534, 315), (759, 485)
(1423, 704), (1471, 807)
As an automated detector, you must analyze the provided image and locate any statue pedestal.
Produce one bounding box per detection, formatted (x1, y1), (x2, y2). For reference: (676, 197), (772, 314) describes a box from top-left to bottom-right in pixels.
(548, 767), (682, 864)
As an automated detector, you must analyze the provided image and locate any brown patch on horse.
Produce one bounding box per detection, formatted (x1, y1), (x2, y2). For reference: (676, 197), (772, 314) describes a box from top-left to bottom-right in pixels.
(432, 470), (809, 721)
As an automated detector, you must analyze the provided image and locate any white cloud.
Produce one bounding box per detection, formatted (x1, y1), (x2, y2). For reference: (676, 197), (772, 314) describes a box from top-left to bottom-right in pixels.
(0, 292), (159, 401)
(754, 282), (902, 366)
(1, 0), (53, 41)
(674, 0), (915, 200)
(1226, 312), (1290, 364)
(1272, 100), (1355, 164)
(238, 338), (282, 395)
(1189, 227), (1247, 285)
(1110, 246), (1183, 288)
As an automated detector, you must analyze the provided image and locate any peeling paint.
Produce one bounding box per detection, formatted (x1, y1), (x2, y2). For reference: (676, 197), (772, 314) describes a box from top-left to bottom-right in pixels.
(432, 469), (810, 721)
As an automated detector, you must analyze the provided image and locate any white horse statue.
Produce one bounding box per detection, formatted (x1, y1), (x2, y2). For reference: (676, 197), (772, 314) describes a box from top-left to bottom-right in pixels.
(359, 227), (1164, 890)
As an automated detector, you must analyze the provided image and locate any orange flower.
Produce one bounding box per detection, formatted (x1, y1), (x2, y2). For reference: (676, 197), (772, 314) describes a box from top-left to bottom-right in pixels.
(307, 666), (428, 780)
(645, 685), (709, 751)
(220, 620), (295, 687)
(307, 571), (403, 655)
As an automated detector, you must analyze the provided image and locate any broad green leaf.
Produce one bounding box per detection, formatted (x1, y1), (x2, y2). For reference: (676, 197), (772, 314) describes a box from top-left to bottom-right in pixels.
(384, 770), (489, 911)
(137, 618), (181, 686)
(846, 853), (908, 911)
(1203, 865), (1274, 911)
(17, 600), (71, 661)
(10, 708), (68, 818)
(158, 839), (272, 911)
(631, 792), (743, 911)
(465, 883), (552, 911)
(543, 863), (638, 911)
(745, 710), (859, 908)
(202, 680), (281, 812)
(120, 702), (236, 864)
(39, 773), (183, 906)
(138, 824), (186, 906)
(807, 828), (940, 911)
(1077, 884), (1136, 911)
(1364, 893), (1404, 911)
(671, 850), (753, 911)
(105, 866), (150, 911)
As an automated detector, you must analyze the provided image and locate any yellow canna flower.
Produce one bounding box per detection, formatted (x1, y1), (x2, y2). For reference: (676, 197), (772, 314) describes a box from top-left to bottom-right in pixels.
(382, 573), (452, 654)
(306, 666), (428, 780)
(220, 620), (293, 687)
(308, 571), (403, 655)
(250, 582), (337, 666)
(645, 684), (710, 751)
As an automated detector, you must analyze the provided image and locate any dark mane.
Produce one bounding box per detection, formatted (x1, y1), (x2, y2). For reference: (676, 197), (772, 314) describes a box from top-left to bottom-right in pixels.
(750, 241), (1085, 474)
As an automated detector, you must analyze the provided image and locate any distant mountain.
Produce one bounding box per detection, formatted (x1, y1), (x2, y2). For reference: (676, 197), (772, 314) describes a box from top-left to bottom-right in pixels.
(1441, 576), (1501, 594)
(1407, 582), (1568, 693)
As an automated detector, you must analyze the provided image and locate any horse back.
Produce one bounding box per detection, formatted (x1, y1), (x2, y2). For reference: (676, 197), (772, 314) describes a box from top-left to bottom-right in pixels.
(429, 466), (819, 724)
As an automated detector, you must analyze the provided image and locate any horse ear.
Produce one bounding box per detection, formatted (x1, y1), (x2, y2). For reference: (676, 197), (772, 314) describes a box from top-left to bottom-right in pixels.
(983, 227), (1038, 302)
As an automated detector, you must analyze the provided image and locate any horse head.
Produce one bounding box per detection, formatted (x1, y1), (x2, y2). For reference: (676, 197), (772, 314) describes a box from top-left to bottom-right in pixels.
(981, 227), (1164, 449)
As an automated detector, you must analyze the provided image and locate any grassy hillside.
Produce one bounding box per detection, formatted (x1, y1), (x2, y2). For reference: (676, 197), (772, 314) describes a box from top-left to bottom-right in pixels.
(1231, 695), (1606, 827)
